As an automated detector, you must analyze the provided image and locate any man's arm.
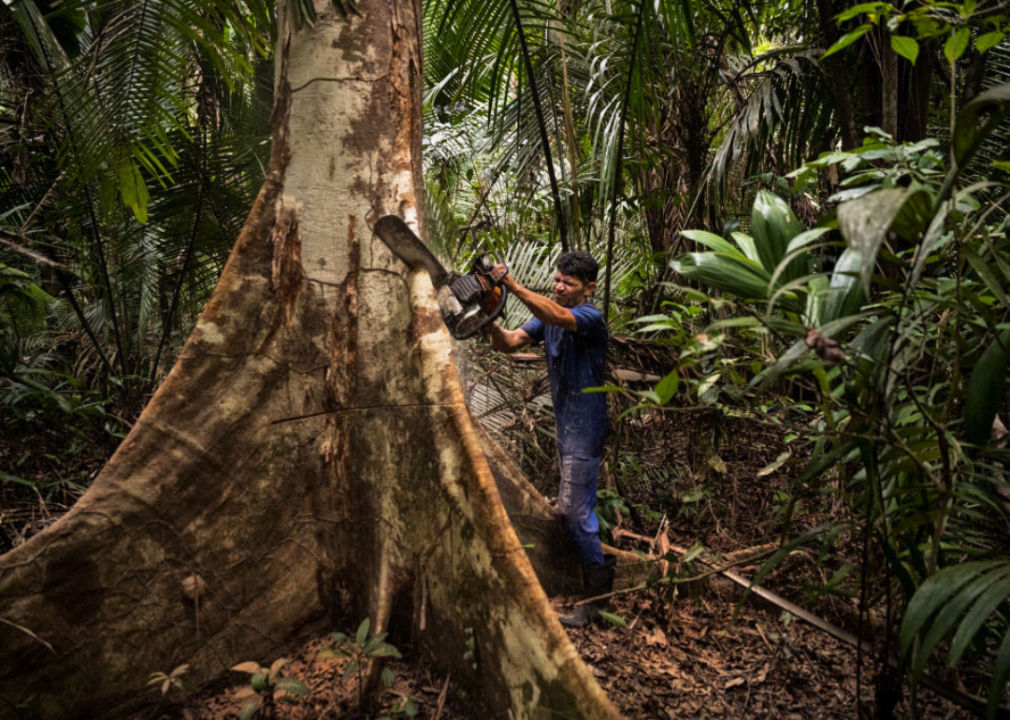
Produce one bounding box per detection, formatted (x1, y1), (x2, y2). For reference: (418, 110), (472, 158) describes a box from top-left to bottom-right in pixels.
(494, 268), (577, 332)
(485, 323), (532, 353)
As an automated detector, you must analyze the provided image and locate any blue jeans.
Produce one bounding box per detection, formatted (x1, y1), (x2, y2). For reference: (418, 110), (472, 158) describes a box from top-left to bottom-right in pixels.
(557, 455), (605, 566)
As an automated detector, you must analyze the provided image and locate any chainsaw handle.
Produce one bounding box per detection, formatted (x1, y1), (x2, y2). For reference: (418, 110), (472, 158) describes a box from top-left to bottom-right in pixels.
(450, 284), (508, 340)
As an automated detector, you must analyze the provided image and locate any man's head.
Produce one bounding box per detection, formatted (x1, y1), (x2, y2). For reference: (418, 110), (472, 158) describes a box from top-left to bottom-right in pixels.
(553, 251), (598, 308)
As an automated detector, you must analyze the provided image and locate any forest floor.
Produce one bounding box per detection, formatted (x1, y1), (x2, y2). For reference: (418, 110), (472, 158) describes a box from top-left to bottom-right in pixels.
(139, 342), (982, 719)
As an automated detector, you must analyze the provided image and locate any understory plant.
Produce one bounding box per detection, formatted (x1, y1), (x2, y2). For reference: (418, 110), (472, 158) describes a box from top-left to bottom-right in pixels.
(320, 617), (414, 718)
(230, 657), (310, 720)
(664, 78), (1010, 717)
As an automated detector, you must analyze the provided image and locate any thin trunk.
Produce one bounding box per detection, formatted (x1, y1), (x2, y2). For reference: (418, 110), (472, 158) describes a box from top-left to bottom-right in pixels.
(555, 0), (582, 246)
(604, 0), (645, 321)
(816, 0), (858, 148)
(879, 24), (899, 139)
(507, 0), (569, 251)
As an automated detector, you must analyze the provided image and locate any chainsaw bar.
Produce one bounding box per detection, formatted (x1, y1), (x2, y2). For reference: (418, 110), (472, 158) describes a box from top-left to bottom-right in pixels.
(373, 215), (449, 287)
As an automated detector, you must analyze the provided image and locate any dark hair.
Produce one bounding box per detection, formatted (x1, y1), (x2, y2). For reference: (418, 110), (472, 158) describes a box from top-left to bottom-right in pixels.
(556, 250), (599, 285)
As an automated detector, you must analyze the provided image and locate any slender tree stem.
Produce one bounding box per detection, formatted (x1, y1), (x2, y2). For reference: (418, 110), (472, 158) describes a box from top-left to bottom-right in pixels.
(21, 2), (128, 375)
(507, 0), (569, 251)
(603, 0), (645, 321)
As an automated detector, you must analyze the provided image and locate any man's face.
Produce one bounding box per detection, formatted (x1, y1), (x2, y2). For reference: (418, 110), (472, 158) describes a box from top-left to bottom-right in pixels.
(552, 270), (595, 308)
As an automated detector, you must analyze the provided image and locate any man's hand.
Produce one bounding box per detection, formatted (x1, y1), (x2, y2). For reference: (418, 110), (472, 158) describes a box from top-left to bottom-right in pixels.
(489, 263), (515, 289)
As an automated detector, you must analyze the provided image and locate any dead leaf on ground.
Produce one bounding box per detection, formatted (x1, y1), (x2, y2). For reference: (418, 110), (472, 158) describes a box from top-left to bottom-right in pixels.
(645, 626), (668, 647)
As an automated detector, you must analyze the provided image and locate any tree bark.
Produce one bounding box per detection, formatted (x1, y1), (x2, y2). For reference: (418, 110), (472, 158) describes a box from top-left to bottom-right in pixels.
(0, 2), (622, 718)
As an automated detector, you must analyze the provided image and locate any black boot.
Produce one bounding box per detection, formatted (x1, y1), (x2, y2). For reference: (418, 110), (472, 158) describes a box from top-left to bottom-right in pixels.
(559, 554), (616, 628)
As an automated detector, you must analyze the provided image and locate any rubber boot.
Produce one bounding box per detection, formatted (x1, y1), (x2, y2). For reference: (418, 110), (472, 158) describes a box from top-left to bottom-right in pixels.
(559, 554), (616, 628)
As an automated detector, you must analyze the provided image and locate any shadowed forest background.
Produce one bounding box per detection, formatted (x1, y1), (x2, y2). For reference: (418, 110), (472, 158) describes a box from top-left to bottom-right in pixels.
(5, 0), (1010, 717)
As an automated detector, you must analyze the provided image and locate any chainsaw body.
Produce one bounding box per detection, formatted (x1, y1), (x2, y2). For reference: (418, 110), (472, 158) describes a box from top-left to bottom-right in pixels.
(373, 216), (508, 339)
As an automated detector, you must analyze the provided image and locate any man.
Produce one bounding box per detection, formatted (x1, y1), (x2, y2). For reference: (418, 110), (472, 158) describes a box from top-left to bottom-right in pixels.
(486, 251), (615, 628)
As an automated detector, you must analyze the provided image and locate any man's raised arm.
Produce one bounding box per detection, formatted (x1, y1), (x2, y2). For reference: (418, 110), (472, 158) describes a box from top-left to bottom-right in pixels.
(492, 265), (578, 332)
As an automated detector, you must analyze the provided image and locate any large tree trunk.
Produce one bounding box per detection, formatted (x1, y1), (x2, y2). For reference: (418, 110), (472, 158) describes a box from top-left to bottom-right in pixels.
(0, 3), (622, 718)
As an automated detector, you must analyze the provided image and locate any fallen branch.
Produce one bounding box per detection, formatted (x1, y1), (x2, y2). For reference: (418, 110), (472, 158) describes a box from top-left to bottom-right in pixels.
(0, 231), (72, 274)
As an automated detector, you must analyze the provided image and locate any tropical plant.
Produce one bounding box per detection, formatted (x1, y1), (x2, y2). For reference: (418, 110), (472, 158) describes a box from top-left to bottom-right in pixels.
(230, 658), (310, 720)
(319, 617), (409, 714)
(0, 0), (274, 410)
(664, 72), (1010, 715)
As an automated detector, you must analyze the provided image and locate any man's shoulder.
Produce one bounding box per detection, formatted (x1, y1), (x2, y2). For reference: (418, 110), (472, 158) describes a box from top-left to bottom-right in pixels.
(571, 302), (606, 330)
(569, 298), (606, 341)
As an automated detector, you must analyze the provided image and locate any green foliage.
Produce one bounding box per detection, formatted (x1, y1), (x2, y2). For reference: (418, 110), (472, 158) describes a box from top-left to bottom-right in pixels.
(0, 0), (274, 411)
(823, 1), (1010, 66)
(320, 618), (409, 714)
(230, 658), (310, 720)
(595, 486), (629, 542)
(666, 74), (1010, 711)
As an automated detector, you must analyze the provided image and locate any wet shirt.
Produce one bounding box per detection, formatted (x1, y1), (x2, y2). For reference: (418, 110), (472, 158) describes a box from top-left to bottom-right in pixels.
(521, 303), (608, 458)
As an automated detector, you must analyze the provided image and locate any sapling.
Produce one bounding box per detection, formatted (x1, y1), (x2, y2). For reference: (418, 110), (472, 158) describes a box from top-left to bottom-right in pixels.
(230, 657), (310, 720)
(320, 617), (408, 714)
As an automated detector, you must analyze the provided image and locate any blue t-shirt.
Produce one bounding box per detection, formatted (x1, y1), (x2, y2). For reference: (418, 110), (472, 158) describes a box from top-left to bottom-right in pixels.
(521, 303), (608, 458)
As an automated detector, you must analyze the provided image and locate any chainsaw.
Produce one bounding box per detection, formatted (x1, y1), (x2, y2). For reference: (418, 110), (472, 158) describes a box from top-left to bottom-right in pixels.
(373, 215), (508, 339)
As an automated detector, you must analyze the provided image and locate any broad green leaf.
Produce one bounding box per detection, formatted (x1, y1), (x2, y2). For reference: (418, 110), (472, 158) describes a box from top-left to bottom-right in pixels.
(963, 329), (1010, 444)
(356, 618), (370, 645)
(250, 672), (268, 693)
(751, 191), (803, 277)
(889, 188), (933, 242)
(837, 187), (913, 294)
(822, 24), (872, 59)
(681, 230), (740, 257)
(911, 566), (1010, 680)
(730, 232), (761, 264)
(891, 35), (919, 64)
(381, 667), (395, 688)
(654, 369), (679, 405)
(669, 252), (771, 300)
(944, 27), (971, 64)
(366, 643), (402, 659)
(976, 31), (1005, 53)
(818, 248), (864, 324)
(947, 568), (1010, 668)
(785, 227), (831, 254)
(835, 2), (891, 23)
(965, 248), (1010, 307)
(899, 560), (1004, 655)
